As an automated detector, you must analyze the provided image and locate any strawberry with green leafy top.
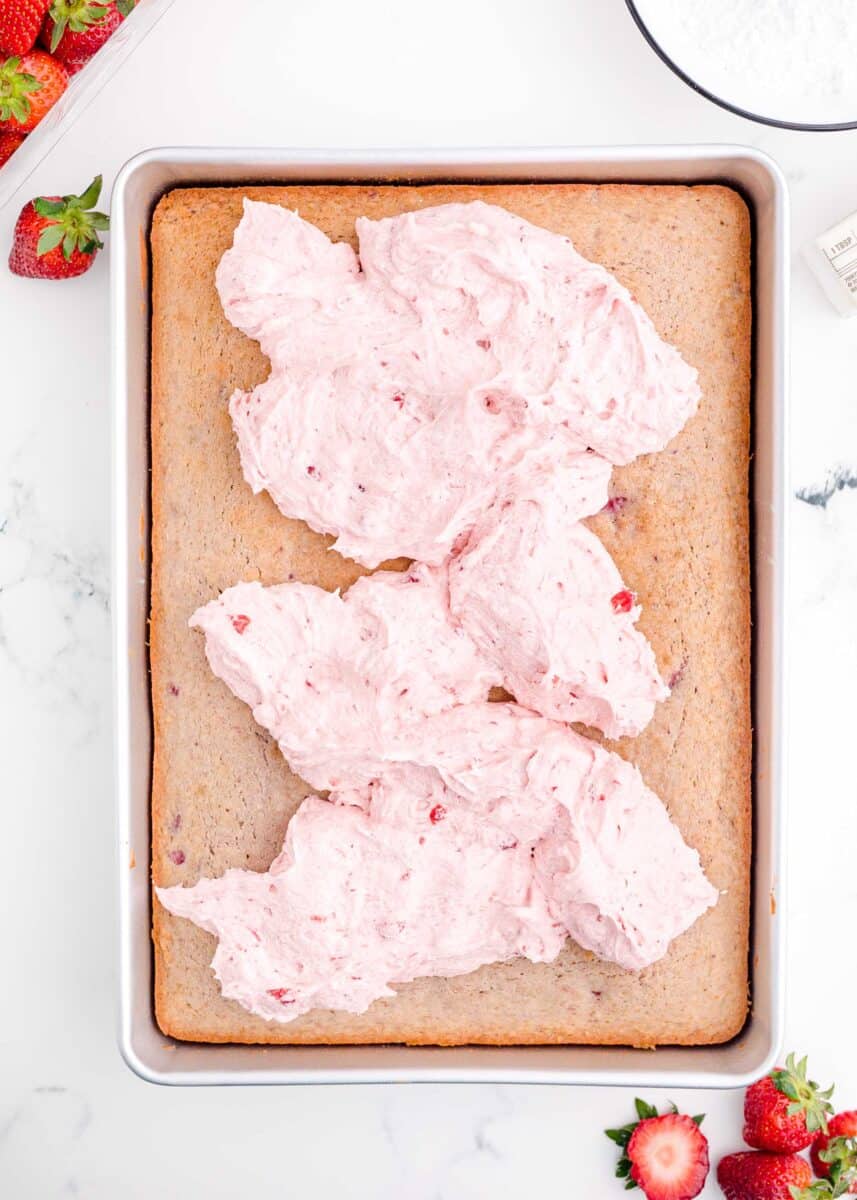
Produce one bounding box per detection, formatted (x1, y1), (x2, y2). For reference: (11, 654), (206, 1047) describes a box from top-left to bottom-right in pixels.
(0, 50), (67, 131)
(9, 174), (109, 278)
(0, 0), (50, 56)
(744, 1053), (835, 1154)
(813, 1116), (857, 1180)
(797, 1136), (857, 1198)
(40, 0), (134, 74)
(606, 1098), (709, 1200)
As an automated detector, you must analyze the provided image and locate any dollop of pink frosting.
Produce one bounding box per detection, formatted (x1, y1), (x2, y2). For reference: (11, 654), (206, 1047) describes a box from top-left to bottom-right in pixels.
(188, 564), (495, 791)
(217, 199), (699, 568)
(157, 200), (713, 1024)
(394, 703), (717, 976)
(158, 775), (566, 1022)
(448, 449), (668, 739)
(159, 585), (716, 1020)
(158, 701), (715, 1019)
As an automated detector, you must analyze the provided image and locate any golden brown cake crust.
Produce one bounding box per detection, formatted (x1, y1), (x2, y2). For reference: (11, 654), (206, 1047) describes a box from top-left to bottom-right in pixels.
(150, 183), (752, 1047)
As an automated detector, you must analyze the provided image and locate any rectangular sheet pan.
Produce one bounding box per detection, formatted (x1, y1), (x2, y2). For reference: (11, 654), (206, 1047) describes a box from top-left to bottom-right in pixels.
(111, 146), (788, 1086)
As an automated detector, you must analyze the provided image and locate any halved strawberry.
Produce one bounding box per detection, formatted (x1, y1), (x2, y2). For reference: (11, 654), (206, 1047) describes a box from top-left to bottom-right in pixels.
(606, 1099), (709, 1200)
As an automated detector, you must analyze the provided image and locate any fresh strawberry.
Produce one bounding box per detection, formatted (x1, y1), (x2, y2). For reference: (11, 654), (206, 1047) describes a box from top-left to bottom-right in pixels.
(9, 174), (109, 279)
(743, 1053), (834, 1153)
(0, 128), (24, 164)
(0, 0), (50, 55)
(0, 50), (67, 132)
(41, 0), (134, 73)
(801, 1136), (857, 1198)
(717, 1151), (811, 1199)
(606, 1099), (709, 1199)
(813, 1116), (857, 1178)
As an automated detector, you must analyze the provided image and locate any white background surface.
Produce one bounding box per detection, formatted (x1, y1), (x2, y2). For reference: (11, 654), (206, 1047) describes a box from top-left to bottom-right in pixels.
(1, 1), (855, 1195)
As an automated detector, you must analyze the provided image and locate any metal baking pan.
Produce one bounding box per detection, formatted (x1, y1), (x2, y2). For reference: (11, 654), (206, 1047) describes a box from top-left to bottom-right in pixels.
(111, 146), (788, 1086)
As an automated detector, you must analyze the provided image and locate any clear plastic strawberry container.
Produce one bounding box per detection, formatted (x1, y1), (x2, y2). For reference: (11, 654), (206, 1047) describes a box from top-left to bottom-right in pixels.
(0, 0), (178, 209)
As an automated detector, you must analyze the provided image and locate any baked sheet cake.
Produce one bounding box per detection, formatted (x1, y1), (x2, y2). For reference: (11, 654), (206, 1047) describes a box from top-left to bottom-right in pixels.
(150, 183), (751, 1046)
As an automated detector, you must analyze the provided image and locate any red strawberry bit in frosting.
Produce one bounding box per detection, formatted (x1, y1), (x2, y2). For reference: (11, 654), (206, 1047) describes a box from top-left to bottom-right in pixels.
(429, 804), (447, 824)
(190, 565), (496, 792)
(611, 589), (634, 614)
(449, 462), (665, 739)
(602, 495), (628, 514)
(230, 614), (251, 634)
(267, 988), (295, 1004)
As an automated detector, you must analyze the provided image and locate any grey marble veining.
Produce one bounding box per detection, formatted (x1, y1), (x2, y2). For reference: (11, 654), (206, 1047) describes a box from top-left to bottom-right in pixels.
(796, 466), (857, 508)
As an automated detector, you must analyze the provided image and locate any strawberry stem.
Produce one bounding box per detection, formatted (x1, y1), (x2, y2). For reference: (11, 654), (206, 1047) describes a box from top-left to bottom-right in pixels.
(791, 1140), (857, 1197)
(47, 0), (113, 52)
(771, 1052), (835, 1136)
(33, 175), (110, 261)
(0, 57), (42, 126)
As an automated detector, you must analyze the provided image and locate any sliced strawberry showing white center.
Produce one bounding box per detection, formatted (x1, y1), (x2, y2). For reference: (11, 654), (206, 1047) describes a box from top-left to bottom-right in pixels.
(627, 1113), (710, 1200)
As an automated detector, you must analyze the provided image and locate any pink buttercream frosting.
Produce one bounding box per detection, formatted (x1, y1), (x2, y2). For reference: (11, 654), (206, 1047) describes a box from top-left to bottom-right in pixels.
(158, 773), (566, 1022)
(216, 199), (700, 568)
(188, 564), (495, 791)
(158, 700), (716, 1017)
(157, 199), (713, 1024)
(160, 587), (716, 1018)
(448, 453), (668, 739)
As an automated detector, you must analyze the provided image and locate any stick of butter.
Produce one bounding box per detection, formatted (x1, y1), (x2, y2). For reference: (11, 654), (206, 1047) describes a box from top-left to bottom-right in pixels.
(804, 211), (857, 317)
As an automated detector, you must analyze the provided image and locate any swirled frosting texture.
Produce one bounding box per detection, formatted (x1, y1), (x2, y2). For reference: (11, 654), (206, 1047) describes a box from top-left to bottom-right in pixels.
(158, 772), (567, 1022)
(188, 565), (495, 791)
(158, 701), (716, 1018)
(157, 199), (713, 1024)
(217, 199), (700, 568)
(448, 456), (668, 739)
(160, 592), (717, 1018)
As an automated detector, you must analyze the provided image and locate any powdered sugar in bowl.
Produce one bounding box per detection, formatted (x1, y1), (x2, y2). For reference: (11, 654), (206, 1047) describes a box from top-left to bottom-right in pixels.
(627, 0), (857, 131)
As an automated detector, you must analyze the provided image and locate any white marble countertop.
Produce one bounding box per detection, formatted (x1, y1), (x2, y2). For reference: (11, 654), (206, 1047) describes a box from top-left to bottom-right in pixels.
(1, 0), (855, 1195)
